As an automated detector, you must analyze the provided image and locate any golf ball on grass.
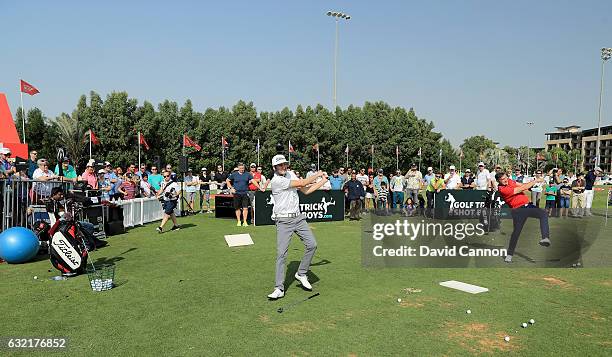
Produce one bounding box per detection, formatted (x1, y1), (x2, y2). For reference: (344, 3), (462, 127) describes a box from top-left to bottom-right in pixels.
(466, 309), (471, 314)
(397, 298), (402, 303)
(33, 276), (38, 280)
(504, 336), (510, 342)
(521, 323), (528, 328)
(529, 319), (535, 324)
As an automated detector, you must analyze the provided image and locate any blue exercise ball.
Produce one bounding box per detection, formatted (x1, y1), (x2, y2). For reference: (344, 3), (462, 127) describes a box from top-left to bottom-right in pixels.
(0, 227), (40, 263)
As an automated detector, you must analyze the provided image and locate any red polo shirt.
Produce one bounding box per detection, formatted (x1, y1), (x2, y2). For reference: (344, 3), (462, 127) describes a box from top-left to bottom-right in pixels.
(248, 171), (261, 191)
(498, 179), (529, 209)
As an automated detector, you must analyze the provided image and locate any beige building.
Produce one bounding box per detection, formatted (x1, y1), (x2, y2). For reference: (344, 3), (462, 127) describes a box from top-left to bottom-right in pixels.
(545, 125), (612, 171)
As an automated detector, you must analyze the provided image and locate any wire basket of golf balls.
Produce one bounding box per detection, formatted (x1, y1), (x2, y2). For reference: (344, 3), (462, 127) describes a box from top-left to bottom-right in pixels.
(86, 263), (115, 292)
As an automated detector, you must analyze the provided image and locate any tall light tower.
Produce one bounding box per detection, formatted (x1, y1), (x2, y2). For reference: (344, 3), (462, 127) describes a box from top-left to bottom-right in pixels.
(326, 11), (351, 109)
(595, 47), (612, 168)
(526, 121), (534, 176)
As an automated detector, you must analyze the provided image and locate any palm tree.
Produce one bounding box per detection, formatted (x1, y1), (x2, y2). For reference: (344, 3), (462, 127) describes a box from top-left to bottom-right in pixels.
(53, 113), (86, 168)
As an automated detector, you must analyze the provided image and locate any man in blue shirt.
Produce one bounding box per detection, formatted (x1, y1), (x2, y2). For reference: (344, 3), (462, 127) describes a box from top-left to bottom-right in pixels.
(423, 167), (435, 187)
(345, 172), (365, 220)
(329, 169), (344, 190)
(226, 163), (255, 227)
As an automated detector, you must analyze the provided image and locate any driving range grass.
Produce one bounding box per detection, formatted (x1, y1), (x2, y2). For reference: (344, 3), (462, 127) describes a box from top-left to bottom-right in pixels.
(1, 190), (611, 356)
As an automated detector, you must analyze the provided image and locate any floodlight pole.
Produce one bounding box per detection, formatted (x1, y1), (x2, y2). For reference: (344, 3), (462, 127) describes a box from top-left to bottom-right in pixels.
(526, 121), (534, 176)
(595, 48), (612, 168)
(327, 11), (350, 109)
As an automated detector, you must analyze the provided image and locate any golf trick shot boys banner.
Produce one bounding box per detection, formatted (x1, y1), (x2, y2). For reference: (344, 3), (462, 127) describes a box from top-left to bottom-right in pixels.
(434, 189), (511, 219)
(254, 190), (345, 226)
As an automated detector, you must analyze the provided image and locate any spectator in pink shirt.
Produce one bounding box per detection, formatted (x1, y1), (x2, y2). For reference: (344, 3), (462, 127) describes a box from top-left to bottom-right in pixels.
(80, 163), (98, 189)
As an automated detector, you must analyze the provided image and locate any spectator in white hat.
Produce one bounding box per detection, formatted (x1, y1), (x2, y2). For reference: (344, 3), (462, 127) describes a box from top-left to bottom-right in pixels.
(475, 162), (491, 190)
(444, 165), (461, 189)
(460, 169), (475, 189)
(423, 166), (435, 187)
(0, 147), (15, 177)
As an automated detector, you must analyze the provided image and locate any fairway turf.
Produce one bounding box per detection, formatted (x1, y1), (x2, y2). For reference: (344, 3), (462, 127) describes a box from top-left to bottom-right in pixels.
(1, 190), (611, 356)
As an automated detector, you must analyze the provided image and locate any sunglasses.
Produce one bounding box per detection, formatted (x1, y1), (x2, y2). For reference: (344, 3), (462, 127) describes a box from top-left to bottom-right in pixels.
(163, 175), (170, 178)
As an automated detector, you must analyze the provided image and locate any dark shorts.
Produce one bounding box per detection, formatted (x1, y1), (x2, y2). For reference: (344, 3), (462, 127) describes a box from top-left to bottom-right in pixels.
(163, 200), (177, 215)
(233, 193), (249, 209)
(545, 200), (556, 209)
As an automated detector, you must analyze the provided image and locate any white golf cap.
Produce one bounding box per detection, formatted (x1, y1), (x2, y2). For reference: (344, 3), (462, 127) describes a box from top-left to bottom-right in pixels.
(87, 159), (95, 167)
(97, 169), (106, 174)
(449, 165), (456, 170)
(104, 161), (111, 166)
(595, 166), (603, 172)
(478, 162), (485, 166)
(0, 147), (10, 155)
(427, 166), (433, 171)
(250, 163), (256, 167)
(272, 154), (288, 167)
(465, 168), (471, 172)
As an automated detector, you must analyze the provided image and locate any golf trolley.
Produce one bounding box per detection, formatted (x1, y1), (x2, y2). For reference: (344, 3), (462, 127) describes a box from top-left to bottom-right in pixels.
(35, 196), (91, 276)
(480, 190), (502, 233)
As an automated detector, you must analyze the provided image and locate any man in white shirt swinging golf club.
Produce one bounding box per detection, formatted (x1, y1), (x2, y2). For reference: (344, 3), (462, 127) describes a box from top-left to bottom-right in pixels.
(267, 154), (329, 300)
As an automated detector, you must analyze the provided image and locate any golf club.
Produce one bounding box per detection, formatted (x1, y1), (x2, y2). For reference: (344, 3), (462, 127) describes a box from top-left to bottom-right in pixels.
(277, 292), (320, 313)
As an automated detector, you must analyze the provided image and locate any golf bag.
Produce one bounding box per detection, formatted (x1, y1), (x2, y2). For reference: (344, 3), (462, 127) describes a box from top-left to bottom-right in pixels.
(49, 219), (89, 275)
(480, 190), (501, 232)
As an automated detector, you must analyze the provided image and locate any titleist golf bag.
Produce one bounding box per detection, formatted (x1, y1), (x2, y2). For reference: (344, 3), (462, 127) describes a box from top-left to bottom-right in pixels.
(480, 190), (501, 233)
(49, 219), (89, 275)
(46, 197), (90, 275)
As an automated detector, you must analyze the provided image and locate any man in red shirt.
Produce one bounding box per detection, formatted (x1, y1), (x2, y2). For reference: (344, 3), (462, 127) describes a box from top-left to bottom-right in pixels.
(247, 163), (262, 218)
(496, 172), (550, 263)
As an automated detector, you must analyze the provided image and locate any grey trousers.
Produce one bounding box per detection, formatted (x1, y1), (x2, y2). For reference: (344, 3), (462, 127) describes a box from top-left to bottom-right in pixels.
(275, 214), (317, 290)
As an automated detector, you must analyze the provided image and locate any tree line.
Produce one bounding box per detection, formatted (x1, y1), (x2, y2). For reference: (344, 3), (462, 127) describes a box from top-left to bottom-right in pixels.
(14, 91), (580, 175)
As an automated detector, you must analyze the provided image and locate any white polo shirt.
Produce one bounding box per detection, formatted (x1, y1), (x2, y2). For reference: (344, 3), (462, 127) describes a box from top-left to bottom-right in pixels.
(444, 172), (461, 189)
(475, 169), (490, 190)
(270, 171), (300, 217)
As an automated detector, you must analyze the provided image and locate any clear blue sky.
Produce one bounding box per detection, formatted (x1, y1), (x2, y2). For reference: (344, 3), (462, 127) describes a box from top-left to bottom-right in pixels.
(2, 0), (611, 147)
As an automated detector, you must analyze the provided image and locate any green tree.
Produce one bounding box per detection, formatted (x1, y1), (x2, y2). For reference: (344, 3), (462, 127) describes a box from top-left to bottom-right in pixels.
(459, 135), (497, 170)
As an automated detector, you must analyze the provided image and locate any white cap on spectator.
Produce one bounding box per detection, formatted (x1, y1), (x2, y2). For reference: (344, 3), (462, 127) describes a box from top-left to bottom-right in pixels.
(104, 161), (111, 166)
(250, 163), (256, 168)
(449, 165), (456, 170)
(97, 169), (106, 174)
(478, 162), (485, 167)
(87, 159), (95, 167)
(595, 166), (603, 172)
(427, 166), (433, 171)
(465, 169), (471, 172)
(0, 147), (10, 155)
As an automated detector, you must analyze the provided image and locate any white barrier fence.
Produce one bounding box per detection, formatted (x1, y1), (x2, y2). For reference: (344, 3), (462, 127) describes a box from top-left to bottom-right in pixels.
(114, 197), (182, 228)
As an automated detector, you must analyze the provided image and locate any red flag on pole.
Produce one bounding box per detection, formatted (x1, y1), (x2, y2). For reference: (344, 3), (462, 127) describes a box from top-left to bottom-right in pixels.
(222, 136), (229, 148)
(183, 135), (201, 151)
(312, 143), (319, 152)
(84, 129), (100, 145)
(139, 133), (150, 150)
(289, 141), (295, 153)
(20, 80), (40, 96)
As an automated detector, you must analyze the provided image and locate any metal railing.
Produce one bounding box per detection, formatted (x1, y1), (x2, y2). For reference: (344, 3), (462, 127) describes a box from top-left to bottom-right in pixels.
(1, 178), (75, 232)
